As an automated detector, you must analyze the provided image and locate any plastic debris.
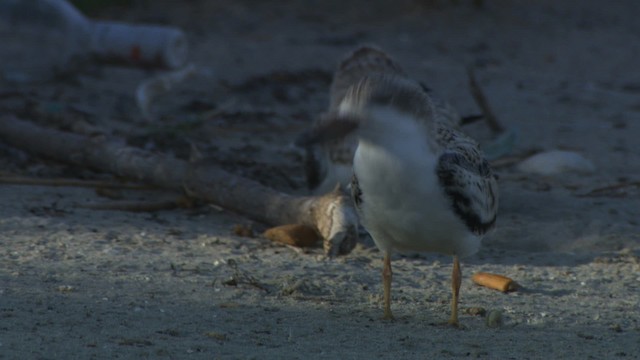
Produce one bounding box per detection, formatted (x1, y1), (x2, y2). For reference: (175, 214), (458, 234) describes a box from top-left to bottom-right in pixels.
(0, 0), (188, 69)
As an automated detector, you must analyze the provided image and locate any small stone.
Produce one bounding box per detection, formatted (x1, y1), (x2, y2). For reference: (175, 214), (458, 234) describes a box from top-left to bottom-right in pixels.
(465, 307), (487, 316)
(486, 310), (503, 328)
(56, 285), (75, 293)
(610, 324), (623, 333)
(232, 223), (255, 238)
(204, 331), (227, 341)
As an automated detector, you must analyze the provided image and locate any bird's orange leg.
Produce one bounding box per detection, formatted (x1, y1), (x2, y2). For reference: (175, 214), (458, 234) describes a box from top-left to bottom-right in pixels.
(449, 255), (461, 326)
(382, 251), (394, 320)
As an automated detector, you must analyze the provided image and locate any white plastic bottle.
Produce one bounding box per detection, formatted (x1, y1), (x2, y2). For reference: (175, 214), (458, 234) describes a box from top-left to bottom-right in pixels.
(0, 0), (188, 72)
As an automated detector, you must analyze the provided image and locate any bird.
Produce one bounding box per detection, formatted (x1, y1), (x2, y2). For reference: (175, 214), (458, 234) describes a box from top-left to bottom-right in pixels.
(298, 46), (498, 325)
(301, 46), (467, 194)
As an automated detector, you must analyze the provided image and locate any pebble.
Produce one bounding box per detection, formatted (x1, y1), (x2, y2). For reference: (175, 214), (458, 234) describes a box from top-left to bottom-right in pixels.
(486, 310), (503, 328)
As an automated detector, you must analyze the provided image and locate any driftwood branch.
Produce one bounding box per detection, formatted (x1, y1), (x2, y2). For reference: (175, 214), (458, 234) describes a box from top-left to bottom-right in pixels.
(0, 115), (358, 256)
(77, 199), (185, 212)
(0, 175), (148, 189)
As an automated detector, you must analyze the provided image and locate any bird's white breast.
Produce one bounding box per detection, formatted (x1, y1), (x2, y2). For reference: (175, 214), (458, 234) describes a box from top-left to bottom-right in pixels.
(352, 108), (480, 257)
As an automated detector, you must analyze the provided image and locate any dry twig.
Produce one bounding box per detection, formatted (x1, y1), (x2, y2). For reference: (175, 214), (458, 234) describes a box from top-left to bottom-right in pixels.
(0, 115), (358, 256)
(467, 67), (505, 134)
(577, 182), (640, 198)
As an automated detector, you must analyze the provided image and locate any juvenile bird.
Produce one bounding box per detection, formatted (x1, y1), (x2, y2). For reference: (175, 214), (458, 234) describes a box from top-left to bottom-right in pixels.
(299, 46), (498, 325)
(302, 46), (463, 194)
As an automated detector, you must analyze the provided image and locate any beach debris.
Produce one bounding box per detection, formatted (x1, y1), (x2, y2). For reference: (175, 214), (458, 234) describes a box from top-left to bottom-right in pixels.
(263, 224), (321, 248)
(467, 67), (505, 134)
(467, 67), (517, 160)
(0, 115), (359, 257)
(136, 63), (199, 120)
(77, 198), (186, 212)
(0, 0), (188, 69)
(156, 328), (180, 337)
(56, 285), (75, 293)
(0, 175), (147, 189)
(233, 223), (255, 238)
(465, 307), (487, 316)
(117, 338), (153, 347)
(517, 150), (596, 175)
(609, 324), (623, 333)
(204, 331), (228, 341)
(485, 309), (503, 328)
(472, 272), (519, 292)
(225, 259), (270, 292)
(218, 302), (240, 309)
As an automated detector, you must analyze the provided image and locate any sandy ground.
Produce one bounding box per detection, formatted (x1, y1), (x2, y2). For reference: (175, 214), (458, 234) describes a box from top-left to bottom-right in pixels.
(1, 0), (639, 359)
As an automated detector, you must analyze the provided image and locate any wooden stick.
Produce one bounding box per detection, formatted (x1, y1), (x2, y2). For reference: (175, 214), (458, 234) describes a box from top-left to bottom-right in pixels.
(467, 67), (505, 134)
(0, 115), (358, 256)
(472, 272), (519, 292)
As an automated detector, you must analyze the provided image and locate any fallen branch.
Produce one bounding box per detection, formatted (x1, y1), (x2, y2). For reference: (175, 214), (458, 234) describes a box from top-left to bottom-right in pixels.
(77, 199), (184, 212)
(0, 175), (148, 189)
(0, 115), (358, 256)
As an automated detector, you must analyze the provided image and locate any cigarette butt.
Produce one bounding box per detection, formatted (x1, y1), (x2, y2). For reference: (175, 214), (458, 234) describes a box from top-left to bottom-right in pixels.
(263, 224), (320, 247)
(472, 272), (519, 292)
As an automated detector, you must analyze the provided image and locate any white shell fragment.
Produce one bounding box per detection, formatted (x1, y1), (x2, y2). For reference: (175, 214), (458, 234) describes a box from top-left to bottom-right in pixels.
(518, 150), (596, 175)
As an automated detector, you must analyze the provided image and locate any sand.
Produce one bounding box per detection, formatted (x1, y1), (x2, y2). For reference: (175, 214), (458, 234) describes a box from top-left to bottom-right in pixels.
(1, 0), (639, 358)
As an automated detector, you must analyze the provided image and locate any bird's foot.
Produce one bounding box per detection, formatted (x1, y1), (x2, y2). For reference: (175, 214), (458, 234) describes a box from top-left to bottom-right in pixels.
(432, 319), (463, 329)
(447, 318), (460, 328)
(382, 309), (395, 321)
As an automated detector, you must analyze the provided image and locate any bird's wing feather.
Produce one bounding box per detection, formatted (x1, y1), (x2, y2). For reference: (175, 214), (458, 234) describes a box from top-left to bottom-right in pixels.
(435, 130), (498, 235)
(330, 46), (405, 110)
(299, 46), (402, 192)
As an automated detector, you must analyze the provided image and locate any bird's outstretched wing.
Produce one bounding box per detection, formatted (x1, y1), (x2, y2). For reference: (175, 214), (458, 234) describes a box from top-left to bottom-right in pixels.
(299, 46), (478, 194)
(299, 46), (403, 192)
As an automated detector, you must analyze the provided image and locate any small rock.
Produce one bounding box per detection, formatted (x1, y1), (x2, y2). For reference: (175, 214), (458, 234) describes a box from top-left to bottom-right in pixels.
(465, 307), (487, 316)
(486, 310), (503, 328)
(56, 285), (75, 293)
(232, 223), (255, 238)
(610, 324), (623, 333)
(204, 331), (227, 341)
